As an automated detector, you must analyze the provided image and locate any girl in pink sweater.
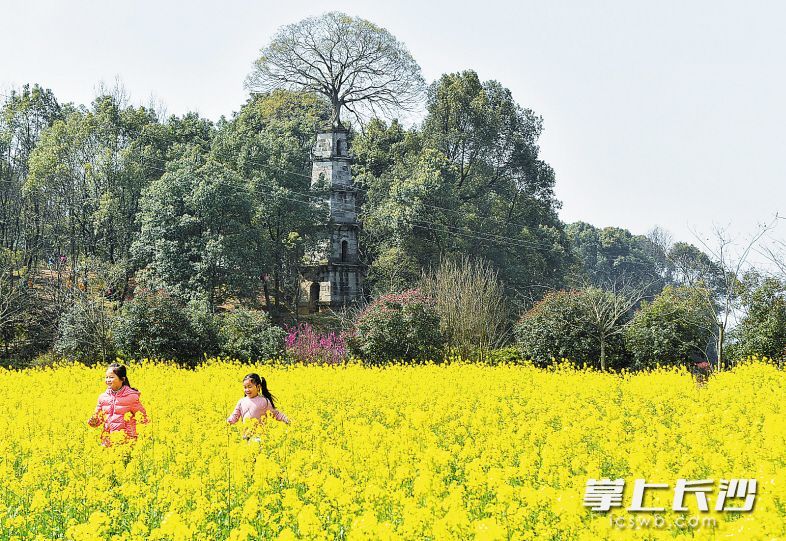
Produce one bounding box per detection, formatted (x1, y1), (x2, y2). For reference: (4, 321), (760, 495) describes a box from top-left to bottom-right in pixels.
(227, 373), (290, 429)
(88, 363), (149, 446)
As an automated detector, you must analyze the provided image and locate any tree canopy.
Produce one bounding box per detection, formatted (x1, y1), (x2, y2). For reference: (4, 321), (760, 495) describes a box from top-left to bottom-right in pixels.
(246, 12), (425, 127)
(354, 71), (570, 308)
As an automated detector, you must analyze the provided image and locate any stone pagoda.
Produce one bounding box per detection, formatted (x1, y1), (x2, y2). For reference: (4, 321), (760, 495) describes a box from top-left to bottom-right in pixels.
(299, 127), (363, 313)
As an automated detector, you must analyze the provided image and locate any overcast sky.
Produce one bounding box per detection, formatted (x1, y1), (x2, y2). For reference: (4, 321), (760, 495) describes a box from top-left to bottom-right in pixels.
(2, 0), (784, 252)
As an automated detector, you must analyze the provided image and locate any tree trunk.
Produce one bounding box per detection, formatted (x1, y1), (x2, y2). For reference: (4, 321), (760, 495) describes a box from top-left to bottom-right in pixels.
(263, 280), (272, 313)
(716, 324), (724, 371)
(600, 338), (607, 371)
(273, 270), (280, 314)
(331, 98), (342, 128)
(118, 270), (130, 307)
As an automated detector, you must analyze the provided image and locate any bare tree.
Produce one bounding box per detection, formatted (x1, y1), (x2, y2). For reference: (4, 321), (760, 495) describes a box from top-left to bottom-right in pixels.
(420, 255), (509, 360)
(576, 276), (656, 371)
(0, 273), (26, 358)
(693, 221), (774, 370)
(329, 294), (371, 334)
(760, 215), (786, 278)
(246, 12), (425, 128)
(54, 287), (114, 363)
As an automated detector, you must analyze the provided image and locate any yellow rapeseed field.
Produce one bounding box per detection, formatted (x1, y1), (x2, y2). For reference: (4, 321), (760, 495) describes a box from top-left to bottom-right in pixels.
(0, 359), (784, 540)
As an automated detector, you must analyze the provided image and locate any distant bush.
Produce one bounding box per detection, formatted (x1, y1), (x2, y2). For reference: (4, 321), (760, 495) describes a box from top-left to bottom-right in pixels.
(113, 289), (209, 365)
(419, 255), (509, 359)
(625, 285), (715, 369)
(0, 283), (59, 366)
(285, 322), (347, 365)
(186, 298), (220, 356)
(54, 294), (116, 363)
(514, 290), (627, 368)
(218, 308), (285, 362)
(348, 289), (444, 364)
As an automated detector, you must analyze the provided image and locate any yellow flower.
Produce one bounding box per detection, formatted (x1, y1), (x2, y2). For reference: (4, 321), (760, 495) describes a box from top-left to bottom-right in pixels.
(0, 360), (784, 539)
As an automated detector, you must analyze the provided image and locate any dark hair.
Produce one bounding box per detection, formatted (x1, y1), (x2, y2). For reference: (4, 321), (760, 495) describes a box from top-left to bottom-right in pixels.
(243, 373), (277, 409)
(108, 363), (137, 391)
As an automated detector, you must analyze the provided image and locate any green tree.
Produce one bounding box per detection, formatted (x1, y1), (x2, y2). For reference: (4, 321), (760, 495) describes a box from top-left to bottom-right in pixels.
(218, 309), (286, 362)
(25, 95), (164, 296)
(355, 72), (570, 306)
(566, 222), (667, 294)
(625, 285), (716, 369)
(352, 119), (421, 294)
(133, 155), (260, 308)
(358, 142), (458, 291)
(113, 289), (213, 364)
(423, 71), (570, 303)
(165, 112), (215, 160)
(0, 85), (63, 273)
(729, 274), (786, 365)
(667, 242), (724, 291)
(212, 90), (330, 315)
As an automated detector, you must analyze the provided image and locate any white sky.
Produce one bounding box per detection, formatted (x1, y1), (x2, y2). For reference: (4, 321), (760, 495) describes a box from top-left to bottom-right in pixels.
(2, 0), (785, 251)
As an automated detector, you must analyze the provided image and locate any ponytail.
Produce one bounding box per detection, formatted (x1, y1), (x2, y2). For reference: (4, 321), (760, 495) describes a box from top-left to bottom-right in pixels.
(243, 373), (277, 409)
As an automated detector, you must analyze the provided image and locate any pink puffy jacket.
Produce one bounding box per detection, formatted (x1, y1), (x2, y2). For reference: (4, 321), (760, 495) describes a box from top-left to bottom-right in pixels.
(88, 385), (149, 441)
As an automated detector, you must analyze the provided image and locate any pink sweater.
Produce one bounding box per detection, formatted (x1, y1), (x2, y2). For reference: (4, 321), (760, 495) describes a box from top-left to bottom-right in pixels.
(227, 395), (290, 425)
(88, 385), (149, 441)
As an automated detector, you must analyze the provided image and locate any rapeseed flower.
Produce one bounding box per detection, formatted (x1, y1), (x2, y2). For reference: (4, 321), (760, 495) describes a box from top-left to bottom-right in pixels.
(0, 359), (783, 539)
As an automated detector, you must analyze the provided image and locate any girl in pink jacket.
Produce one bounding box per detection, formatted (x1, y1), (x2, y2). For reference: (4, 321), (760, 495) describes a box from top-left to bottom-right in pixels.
(227, 373), (290, 430)
(88, 363), (149, 445)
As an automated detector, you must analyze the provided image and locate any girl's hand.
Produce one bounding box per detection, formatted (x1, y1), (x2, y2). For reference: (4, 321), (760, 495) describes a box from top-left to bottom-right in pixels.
(87, 416), (101, 428)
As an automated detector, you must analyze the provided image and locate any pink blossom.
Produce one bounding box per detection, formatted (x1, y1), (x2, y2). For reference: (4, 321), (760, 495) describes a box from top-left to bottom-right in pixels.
(284, 323), (347, 364)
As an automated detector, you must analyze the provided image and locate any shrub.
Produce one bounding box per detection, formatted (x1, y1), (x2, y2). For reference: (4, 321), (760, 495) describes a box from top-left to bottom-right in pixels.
(186, 298), (220, 355)
(419, 255), (509, 359)
(285, 323), (347, 365)
(514, 290), (627, 368)
(218, 309), (285, 362)
(348, 289), (444, 364)
(0, 283), (59, 366)
(54, 294), (116, 363)
(625, 285), (716, 369)
(113, 289), (209, 365)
